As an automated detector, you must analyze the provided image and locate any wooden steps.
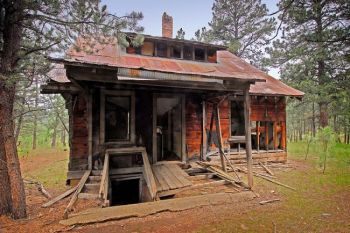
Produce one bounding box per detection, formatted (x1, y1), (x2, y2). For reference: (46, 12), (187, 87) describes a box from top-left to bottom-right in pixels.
(79, 173), (102, 200)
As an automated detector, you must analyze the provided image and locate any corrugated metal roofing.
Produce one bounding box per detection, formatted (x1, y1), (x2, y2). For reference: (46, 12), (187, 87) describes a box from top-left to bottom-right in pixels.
(49, 37), (304, 97)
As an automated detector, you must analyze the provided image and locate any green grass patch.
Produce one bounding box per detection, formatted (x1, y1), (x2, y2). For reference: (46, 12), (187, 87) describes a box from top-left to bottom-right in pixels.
(197, 141), (350, 233)
(21, 148), (69, 191)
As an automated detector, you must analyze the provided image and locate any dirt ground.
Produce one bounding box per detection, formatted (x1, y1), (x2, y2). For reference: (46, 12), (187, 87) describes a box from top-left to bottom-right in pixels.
(0, 149), (349, 233)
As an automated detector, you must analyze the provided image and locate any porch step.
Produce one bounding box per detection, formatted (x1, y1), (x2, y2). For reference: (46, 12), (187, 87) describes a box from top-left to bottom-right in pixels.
(91, 170), (102, 176)
(83, 183), (100, 194)
(88, 175), (101, 183)
(78, 193), (99, 200)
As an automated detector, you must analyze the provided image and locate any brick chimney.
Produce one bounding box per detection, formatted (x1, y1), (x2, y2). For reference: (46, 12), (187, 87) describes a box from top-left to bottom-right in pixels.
(162, 12), (173, 38)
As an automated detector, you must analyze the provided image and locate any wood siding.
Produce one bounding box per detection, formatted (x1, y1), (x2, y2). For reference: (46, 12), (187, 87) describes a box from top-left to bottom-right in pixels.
(70, 94), (88, 170)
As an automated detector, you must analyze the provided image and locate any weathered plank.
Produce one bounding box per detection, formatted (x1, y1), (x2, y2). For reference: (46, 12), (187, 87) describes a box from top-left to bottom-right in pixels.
(158, 165), (179, 190)
(64, 170), (91, 219)
(152, 165), (170, 192)
(166, 164), (192, 187)
(141, 149), (158, 200)
(60, 192), (256, 226)
(42, 186), (78, 208)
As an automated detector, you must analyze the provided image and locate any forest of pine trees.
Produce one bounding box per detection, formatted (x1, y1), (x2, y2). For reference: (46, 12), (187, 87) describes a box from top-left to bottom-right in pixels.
(0, 0), (348, 219)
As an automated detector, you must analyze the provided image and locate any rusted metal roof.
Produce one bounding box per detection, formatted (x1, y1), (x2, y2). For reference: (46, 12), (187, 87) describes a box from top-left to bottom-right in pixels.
(48, 38), (304, 97)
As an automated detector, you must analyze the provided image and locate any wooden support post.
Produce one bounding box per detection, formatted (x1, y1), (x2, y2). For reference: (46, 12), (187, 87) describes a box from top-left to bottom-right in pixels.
(214, 104), (226, 172)
(87, 91), (93, 170)
(244, 87), (253, 188)
(265, 122), (269, 151)
(201, 100), (207, 161)
(257, 121), (260, 153)
(273, 122), (278, 150)
(207, 106), (215, 152)
(281, 121), (286, 150)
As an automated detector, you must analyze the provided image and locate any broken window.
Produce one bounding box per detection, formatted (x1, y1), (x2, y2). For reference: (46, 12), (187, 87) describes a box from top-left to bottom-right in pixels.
(105, 96), (131, 142)
(207, 49), (217, 63)
(170, 45), (181, 58)
(141, 41), (155, 56)
(230, 100), (245, 136)
(157, 42), (168, 57)
(194, 47), (205, 61)
(183, 45), (193, 60)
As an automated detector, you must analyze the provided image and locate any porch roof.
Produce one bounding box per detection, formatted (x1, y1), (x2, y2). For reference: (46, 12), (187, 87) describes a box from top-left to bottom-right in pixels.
(46, 36), (304, 97)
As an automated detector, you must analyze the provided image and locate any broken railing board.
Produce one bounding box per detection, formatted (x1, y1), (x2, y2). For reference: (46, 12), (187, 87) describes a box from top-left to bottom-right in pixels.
(60, 191), (256, 226)
(259, 199), (280, 205)
(259, 162), (275, 176)
(63, 170), (91, 219)
(197, 162), (249, 189)
(42, 186), (78, 208)
(157, 180), (231, 197)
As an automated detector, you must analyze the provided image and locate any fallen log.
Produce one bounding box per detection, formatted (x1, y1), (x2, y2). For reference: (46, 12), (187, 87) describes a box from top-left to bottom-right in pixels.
(259, 199), (280, 205)
(42, 186), (78, 208)
(259, 162), (275, 176)
(24, 179), (52, 199)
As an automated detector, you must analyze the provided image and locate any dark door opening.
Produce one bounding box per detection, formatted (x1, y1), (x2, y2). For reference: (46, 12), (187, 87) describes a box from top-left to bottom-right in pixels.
(156, 97), (182, 161)
(110, 178), (140, 206)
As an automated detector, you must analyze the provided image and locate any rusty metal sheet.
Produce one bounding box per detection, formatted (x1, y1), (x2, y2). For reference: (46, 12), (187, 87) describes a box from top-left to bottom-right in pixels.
(51, 37), (304, 96)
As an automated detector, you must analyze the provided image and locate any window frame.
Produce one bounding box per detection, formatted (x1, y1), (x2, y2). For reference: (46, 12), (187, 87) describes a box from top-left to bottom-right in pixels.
(100, 90), (136, 145)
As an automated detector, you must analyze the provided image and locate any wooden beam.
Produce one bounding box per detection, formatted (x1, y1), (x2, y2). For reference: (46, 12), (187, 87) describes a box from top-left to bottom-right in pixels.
(181, 95), (186, 162)
(42, 186), (78, 208)
(243, 87), (253, 188)
(63, 170), (91, 219)
(273, 122), (278, 150)
(214, 104), (226, 172)
(141, 148), (158, 200)
(207, 106), (215, 152)
(257, 121), (260, 152)
(152, 94), (157, 163)
(201, 100), (207, 161)
(87, 91), (93, 170)
(281, 121), (286, 150)
(265, 122), (269, 151)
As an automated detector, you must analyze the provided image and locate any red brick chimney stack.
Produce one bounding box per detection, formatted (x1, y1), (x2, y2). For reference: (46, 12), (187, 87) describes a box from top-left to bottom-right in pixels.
(162, 12), (173, 38)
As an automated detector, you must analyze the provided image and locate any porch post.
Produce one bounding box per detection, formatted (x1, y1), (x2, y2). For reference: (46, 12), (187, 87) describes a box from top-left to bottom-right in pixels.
(87, 90), (93, 170)
(244, 86), (253, 188)
(201, 100), (207, 161)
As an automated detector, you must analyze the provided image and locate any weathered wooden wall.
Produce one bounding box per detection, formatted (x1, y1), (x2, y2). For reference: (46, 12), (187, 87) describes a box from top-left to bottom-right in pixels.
(250, 96), (286, 122)
(185, 96), (287, 159)
(68, 92), (288, 170)
(70, 93), (89, 170)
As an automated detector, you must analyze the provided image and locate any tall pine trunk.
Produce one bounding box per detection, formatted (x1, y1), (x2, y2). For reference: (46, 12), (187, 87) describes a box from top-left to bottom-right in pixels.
(32, 77), (39, 150)
(0, 129), (12, 215)
(51, 115), (59, 148)
(312, 102), (316, 136)
(0, 84), (27, 219)
(0, 0), (27, 218)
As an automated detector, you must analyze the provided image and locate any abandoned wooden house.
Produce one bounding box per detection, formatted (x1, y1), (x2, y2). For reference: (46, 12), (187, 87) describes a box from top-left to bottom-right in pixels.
(42, 13), (304, 207)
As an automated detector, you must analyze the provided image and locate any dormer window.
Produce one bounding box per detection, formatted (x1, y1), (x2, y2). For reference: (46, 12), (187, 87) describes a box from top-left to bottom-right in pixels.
(183, 45), (193, 60)
(125, 36), (221, 63)
(170, 45), (181, 58)
(194, 48), (205, 61)
(157, 42), (167, 57)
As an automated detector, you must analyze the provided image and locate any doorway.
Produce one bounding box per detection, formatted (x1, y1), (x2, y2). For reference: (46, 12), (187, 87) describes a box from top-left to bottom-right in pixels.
(110, 178), (141, 206)
(153, 95), (185, 163)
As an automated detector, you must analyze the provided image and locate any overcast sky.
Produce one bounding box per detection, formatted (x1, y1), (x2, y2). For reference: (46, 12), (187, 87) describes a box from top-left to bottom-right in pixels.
(102, 0), (280, 78)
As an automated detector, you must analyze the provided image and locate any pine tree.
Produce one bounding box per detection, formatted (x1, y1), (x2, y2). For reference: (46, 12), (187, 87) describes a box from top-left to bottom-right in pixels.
(0, 0), (143, 219)
(208, 0), (276, 68)
(267, 0), (350, 128)
(175, 28), (185, 40)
